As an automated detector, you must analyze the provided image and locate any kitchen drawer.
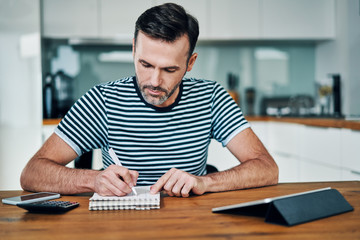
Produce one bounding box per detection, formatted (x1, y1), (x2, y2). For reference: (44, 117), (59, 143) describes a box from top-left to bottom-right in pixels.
(298, 126), (341, 167)
(271, 152), (299, 183)
(267, 122), (302, 156)
(341, 169), (360, 181)
(207, 139), (239, 171)
(249, 121), (269, 149)
(299, 160), (342, 182)
(341, 129), (360, 172)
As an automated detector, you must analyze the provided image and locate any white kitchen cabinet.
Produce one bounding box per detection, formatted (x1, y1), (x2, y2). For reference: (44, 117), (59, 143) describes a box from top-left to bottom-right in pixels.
(299, 126), (341, 168)
(155, 0), (209, 40)
(207, 139), (239, 171)
(341, 169), (360, 181)
(261, 0), (335, 39)
(250, 120), (360, 182)
(0, 0), (43, 190)
(42, 0), (335, 41)
(100, 0), (153, 39)
(249, 121), (269, 148)
(341, 129), (360, 172)
(299, 160), (342, 182)
(42, 0), (99, 38)
(209, 0), (260, 40)
(267, 122), (303, 156)
(271, 152), (299, 182)
(42, 125), (75, 168)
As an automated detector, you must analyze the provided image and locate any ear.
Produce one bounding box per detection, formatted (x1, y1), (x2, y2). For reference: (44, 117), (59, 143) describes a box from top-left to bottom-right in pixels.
(186, 53), (198, 72)
(132, 38), (135, 58)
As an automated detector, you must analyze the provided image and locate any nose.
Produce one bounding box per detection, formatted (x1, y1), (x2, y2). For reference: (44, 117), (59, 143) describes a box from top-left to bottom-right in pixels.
(150, 69), (162, 87)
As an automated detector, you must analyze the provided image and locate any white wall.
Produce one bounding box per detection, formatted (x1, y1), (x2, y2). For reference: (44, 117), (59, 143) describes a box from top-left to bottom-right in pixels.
(315, 0), (360, 116)
(0, 0), (42, 190)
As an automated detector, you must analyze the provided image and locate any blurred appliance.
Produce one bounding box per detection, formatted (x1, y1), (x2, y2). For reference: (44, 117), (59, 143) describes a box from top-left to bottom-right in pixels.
(43, 73), (54, 119)
(53, 70), (74, 118)
(330, 74), (342, 117)
(245, 88), (256, 116)
(227, 72), (239, 105)
(261, 95), (315, 117)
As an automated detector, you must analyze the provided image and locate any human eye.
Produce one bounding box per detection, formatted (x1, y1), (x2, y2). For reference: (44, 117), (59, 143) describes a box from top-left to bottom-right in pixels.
(164, 67), (178, 73)
(140, 60), (152, 68)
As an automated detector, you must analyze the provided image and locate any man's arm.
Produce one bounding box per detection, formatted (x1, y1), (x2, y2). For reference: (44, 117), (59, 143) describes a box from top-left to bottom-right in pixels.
(20, 133), (138, 196)
(151, 128), (278, 197)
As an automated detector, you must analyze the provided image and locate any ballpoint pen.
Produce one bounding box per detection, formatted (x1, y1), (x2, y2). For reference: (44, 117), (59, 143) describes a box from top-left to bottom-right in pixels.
(108, 148), (137, 195)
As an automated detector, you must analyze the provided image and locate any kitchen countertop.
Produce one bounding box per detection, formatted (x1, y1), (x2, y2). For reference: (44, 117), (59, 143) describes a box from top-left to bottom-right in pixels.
(43, 117), (360, 131)
(246, 116), (360, 131)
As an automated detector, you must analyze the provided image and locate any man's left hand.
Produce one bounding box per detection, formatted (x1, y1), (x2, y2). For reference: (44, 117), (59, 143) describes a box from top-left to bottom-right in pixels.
(150, 168), (206, 197)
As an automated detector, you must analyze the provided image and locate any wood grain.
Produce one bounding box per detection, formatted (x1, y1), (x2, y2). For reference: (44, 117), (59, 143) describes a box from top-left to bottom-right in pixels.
(43, 117), (360, 131)
(247, 116), (360, 131)
(1, 182), (359, 239)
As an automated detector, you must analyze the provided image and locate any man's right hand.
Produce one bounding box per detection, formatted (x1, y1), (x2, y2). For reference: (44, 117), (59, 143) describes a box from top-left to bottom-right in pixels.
(94, 165), (139, 196)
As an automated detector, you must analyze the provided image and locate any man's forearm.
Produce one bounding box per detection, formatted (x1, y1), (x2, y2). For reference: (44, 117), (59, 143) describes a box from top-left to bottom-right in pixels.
(202, 158), (278, 193)
(21, 158), (98, 194)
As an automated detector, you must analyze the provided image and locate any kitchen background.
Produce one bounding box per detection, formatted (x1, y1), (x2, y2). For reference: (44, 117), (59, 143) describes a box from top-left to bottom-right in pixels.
(0, 0), (359, 190)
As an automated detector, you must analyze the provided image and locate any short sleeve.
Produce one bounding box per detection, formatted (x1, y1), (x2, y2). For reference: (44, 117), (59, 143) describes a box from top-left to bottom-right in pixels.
(55, 85), (108, 156)
(211, 83), (250, 146)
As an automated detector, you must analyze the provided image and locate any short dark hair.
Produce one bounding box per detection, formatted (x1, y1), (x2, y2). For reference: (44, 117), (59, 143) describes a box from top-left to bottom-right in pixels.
(134, 3), (199, 60)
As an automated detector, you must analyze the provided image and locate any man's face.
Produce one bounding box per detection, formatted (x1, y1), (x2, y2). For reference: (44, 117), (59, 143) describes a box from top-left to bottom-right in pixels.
(133, 31), (197, 107)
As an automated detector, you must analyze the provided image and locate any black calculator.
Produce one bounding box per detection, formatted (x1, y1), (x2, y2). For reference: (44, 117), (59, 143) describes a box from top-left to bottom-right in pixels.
(17, 200), (79, 213)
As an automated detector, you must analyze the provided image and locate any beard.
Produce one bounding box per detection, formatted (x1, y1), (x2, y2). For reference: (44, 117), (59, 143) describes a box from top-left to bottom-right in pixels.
(136, 77), (182, 106)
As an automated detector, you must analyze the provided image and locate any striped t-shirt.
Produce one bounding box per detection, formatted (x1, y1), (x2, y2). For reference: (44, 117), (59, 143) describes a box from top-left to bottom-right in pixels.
(55, 76), (250, 185)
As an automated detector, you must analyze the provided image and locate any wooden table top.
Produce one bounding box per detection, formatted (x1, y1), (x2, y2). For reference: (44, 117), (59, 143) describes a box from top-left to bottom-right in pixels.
(43, 117), (360, 131)
(1, 181), (359, 240)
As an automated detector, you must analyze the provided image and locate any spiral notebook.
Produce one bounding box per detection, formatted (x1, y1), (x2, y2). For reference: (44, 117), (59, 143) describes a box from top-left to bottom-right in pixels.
(89, 186), (160, 211)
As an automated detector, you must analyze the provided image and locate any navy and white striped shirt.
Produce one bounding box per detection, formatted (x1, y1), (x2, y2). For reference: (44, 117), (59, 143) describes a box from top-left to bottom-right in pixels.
(55, 76), (250, 185)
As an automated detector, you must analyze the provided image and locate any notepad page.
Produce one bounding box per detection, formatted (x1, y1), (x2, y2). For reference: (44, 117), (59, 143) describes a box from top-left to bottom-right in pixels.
(89, 186), (158, 201)
(89, 186), (160, 211)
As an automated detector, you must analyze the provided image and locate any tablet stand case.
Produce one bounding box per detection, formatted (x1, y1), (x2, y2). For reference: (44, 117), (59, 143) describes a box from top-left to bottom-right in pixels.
(217, 189), (353, 226)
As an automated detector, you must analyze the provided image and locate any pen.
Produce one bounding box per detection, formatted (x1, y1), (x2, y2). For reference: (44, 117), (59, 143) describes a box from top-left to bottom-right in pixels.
(108, 148), (137, 195)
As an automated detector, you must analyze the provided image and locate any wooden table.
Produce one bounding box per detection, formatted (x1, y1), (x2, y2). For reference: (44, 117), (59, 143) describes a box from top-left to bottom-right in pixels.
(1, 181), (359, 239)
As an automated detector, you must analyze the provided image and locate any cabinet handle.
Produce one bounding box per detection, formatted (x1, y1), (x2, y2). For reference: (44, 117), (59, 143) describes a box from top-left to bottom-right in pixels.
(350, 170), (360, 176)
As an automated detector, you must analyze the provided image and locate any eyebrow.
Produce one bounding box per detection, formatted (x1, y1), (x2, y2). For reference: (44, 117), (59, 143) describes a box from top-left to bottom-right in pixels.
(139, 59), (180, 70)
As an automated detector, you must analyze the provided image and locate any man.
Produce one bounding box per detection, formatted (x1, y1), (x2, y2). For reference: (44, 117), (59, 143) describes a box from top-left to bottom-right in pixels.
(21, 3), (278, 198)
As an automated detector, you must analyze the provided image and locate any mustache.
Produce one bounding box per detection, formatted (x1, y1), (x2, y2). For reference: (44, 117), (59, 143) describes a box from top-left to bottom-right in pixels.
(143, 85), (168, 94)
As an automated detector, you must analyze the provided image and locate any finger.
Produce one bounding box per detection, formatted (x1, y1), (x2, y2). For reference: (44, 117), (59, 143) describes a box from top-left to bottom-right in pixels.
(167, 172), (185, 197)
(95, 176), (128, 197)
(129, 170), (139, 186)
(171, 180), (184, 197)
(150, 168), (175, 194)
(103, 166), (133, 194)
(117, 167), (135, 188)
(103, 183), (128, 196)
(181, 180), (195, 198)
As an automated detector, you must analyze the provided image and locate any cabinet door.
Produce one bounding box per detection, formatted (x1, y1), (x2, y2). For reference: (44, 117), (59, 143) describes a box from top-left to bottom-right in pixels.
(42, 0), (99, 38)
(267, 122), (302, 156)
(271, 152), (299, 183)
(261, 0), (335, 39)
(209, 0), (260, 40)
(250, 121), (269, 148)
(299, 160), (342, 182)
(100, 0), (153, 40)
(341, 129), (360, 172)
(207, 140), (239, 171)
(299, 126), (341, 168)
(154, 0), (208, 40)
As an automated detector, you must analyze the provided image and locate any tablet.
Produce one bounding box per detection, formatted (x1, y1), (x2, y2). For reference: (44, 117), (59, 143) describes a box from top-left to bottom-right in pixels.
(212, 187), (331, 213)
(2, 192), (60, 205)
